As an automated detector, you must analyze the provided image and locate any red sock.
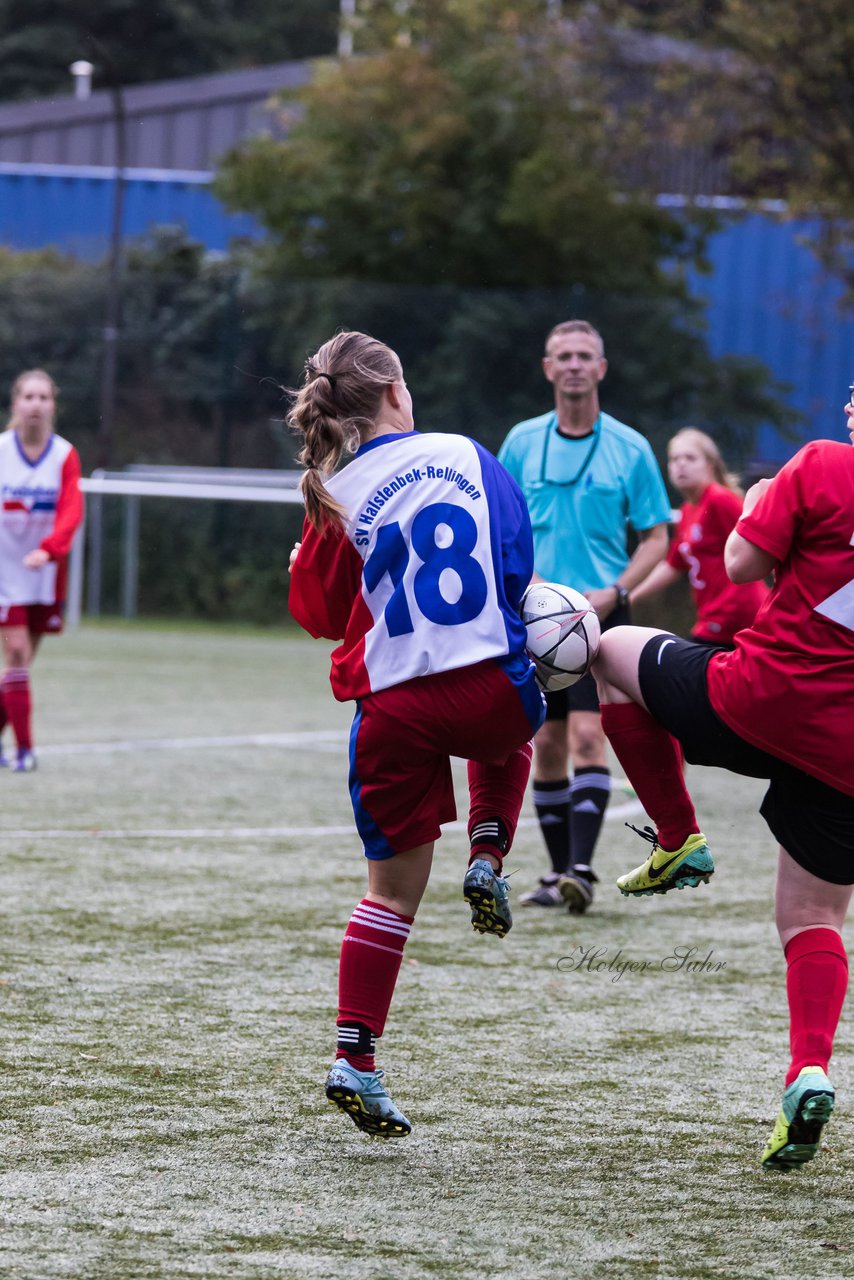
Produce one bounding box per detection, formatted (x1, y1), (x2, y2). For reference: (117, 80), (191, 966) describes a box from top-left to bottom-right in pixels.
(600, 702), (697, 850)
(2, 668), (32, 751)
(784, 928), (849, 1086)
(467, 740), (533, 868)
(336, 898), (414, 1071)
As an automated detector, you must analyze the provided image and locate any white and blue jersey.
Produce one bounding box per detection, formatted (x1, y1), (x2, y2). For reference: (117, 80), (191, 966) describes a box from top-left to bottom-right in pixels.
(289, 430), (538, 712)
(0, 429), (83, 608)
(498, 411), (671, 593)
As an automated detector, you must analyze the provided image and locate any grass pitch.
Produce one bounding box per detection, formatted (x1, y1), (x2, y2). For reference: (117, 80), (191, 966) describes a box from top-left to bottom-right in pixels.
(1, 622), (852, 1279)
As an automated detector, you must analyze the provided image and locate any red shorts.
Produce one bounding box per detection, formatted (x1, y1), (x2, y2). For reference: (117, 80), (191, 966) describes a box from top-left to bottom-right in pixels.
(349, 659), (542, 859)
(0, 603), (65, 635)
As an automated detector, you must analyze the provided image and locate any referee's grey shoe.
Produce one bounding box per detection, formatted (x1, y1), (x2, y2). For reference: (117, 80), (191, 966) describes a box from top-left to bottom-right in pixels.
(558, 865), (598, 914)
(518, 874), (564, 907)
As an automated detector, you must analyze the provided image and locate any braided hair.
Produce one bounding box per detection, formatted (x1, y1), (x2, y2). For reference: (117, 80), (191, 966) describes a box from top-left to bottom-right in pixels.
(288, 332), (403, 530)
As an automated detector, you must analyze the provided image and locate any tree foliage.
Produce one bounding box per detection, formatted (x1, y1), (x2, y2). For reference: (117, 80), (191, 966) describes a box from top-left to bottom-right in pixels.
(0, 225), (796, 621)
(212, 0), (794, 467)
(216, 2), (708, 294)
(599, 1), (854, 286)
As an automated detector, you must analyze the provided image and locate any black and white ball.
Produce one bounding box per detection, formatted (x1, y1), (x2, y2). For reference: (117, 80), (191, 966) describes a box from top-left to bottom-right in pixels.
(521, 581), (601, 691)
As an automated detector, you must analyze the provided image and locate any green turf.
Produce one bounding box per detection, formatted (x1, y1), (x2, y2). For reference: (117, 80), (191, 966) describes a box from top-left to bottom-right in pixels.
(1, 623), (851, 1278)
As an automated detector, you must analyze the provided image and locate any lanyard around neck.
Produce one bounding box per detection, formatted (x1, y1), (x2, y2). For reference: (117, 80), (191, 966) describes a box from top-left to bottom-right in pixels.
(539, 413), (601, 486)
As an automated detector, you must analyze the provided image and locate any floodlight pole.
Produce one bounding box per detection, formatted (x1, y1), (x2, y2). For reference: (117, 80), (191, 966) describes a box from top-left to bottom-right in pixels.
(80, 38), (127, 614)
(338, 0), (356, 57)
(98, 75), (127, 472)
(394, 1), (412, 47)
(70, 59), (94, 100)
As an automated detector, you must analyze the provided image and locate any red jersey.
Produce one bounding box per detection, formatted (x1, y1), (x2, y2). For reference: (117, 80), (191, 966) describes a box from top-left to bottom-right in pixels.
(666, 482), (768, 643)
(706, 441), (854, 797)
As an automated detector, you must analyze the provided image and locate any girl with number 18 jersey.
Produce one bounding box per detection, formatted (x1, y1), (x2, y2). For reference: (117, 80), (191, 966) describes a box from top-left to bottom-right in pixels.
(288, 331), (544, 1141)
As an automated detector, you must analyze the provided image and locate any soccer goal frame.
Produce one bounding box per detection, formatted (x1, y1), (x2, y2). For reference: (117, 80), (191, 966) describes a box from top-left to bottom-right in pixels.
(70, 466), (305, 626)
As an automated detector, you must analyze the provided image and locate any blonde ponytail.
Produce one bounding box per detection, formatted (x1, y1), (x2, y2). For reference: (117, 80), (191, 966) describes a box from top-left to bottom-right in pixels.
(288, 332), (403, 531)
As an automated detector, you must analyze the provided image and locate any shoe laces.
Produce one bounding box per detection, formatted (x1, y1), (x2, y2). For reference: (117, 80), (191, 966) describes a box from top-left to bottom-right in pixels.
(362, 1068), (388, 1097)
(625, 822), (659, 852)
(471, 859), (510, 891)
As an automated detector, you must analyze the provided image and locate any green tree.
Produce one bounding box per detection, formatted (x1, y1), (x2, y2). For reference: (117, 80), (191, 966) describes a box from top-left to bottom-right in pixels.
(213, 1), (794, 462)
(597, 1), (854, 285)
(718, 2), (854, 217)
(216, 2), (706, 294)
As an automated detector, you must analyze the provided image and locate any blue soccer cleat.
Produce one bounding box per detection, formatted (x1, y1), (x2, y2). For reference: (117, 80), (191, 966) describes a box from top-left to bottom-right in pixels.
(325, 1058), (412, 1138)
(761, 1066), (835, 1170)
(11, 749), (36, 773)
(463, 858), (513, 937)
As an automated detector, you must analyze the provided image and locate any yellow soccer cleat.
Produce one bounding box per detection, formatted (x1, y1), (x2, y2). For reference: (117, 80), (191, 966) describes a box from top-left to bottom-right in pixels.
(761, 1066), (835, 1171)
(616, 825), (714, 897)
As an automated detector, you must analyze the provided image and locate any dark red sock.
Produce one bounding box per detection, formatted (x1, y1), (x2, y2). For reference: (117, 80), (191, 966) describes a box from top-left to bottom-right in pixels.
(784, 928), (849, 1086)
(600, 701), (697, 850)
(336, 898), (413, 1071)
(2, 668), (32, 751)
(467, 740), (533, 868)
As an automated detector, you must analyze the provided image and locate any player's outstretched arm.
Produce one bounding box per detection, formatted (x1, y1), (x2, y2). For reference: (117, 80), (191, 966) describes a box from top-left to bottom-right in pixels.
(725, 479), (777, 583)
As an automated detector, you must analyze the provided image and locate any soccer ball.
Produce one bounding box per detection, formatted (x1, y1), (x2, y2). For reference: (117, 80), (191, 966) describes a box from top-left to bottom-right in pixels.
(521, 581), (601, 692)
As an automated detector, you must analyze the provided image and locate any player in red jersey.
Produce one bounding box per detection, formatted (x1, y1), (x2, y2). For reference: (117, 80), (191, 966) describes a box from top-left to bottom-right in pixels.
(287, 332), (545, 1139)
(631, 428), (767, 645)
(589, 402), (854, 1170)
(0, 370), (83, 771)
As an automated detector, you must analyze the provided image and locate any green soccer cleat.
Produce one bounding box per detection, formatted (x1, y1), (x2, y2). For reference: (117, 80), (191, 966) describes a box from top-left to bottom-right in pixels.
(463, 858), (513, 937)
(325, 1059), (412, 1139)
(616, 824), (714, 897)
(761, 1066), (835, 1171)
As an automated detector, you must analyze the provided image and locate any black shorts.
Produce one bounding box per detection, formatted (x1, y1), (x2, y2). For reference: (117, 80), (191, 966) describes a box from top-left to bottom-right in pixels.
(545, 603), (631, 720)
(638, 633), (854, 885)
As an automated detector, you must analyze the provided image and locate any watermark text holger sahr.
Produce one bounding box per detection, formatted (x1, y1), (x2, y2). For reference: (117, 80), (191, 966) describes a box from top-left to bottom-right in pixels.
(557, 944), (726, 983)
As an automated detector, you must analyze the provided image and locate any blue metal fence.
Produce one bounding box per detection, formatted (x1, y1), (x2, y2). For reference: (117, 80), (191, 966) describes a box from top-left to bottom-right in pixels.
(681, 209), (854, 464)
(0, 163), (259, 256)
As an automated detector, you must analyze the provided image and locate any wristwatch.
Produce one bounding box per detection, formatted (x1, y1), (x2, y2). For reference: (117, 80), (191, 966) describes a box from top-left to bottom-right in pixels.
(614, 584), (630, 609)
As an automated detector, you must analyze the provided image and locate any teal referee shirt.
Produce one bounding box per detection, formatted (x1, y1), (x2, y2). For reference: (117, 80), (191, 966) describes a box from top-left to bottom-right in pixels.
(498, 410), (670, 595)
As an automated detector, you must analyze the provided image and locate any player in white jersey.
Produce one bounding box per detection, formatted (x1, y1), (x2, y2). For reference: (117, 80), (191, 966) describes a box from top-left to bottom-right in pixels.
(0, 370), (83, 770)
(288, 332), (545, 1138)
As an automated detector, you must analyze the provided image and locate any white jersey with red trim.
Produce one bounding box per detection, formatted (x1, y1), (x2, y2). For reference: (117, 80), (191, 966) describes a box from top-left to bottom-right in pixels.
(289, 430), (536, 702)
(0, 430), (84, 608)
(706, 440), (854, 797)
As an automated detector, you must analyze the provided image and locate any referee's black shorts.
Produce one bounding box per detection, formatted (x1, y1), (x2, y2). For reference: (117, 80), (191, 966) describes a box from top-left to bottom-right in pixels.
(638, 633), (854, 886)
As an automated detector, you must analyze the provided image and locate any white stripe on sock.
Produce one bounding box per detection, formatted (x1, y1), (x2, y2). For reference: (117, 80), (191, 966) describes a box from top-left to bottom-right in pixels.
(533, 786), (572, 807)
(351, 904), (412, 939)
(570, 773), (612, 793)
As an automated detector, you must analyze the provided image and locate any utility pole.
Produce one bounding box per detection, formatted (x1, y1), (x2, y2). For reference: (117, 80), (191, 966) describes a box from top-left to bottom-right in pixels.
(84, 38), (127, 472)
